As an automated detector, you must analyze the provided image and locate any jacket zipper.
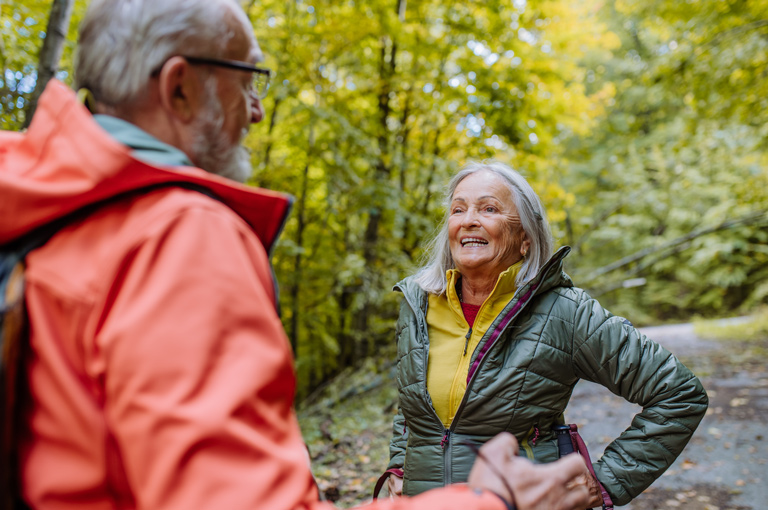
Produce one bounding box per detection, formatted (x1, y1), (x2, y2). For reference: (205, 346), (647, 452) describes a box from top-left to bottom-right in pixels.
(452, 300), (528, 424)
(463, 327), (472, 356)
(441, 429), (452, 485)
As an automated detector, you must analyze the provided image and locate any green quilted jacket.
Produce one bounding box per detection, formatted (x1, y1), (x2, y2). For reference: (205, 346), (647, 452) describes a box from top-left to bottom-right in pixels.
(387, 247), (708, 505)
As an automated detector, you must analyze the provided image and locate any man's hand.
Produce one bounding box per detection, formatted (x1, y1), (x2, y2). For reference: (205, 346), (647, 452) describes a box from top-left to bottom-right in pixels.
(467, 432), (593, 510)
(567, 468), (603, 509)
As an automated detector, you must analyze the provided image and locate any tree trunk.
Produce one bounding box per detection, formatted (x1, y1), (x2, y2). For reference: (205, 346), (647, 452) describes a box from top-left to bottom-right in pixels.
(22, 0), (75, 129)
(259, 97), (282, 183)
(354, 27), (399, 359)
(288, 123), (315, 357)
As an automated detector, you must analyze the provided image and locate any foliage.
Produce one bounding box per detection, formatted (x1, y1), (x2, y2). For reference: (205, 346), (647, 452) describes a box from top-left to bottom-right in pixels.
(2, 0), (767, 398)
(0, 0), (85, 129)
(561, 0), (768, 322)
(246, 0), (608, 396)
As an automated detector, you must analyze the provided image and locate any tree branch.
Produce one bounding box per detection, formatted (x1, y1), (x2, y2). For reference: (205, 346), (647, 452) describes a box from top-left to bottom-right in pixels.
(578, 210), (768, 284)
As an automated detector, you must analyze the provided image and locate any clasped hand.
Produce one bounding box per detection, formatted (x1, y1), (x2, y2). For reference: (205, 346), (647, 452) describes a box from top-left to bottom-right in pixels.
(468, 432), (599, 510)
(387, 432), (599, 510)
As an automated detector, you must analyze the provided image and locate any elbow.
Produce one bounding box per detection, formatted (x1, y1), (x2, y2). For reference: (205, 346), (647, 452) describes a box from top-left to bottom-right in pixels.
(676, 374), (709, 429)
(657, 371), (709, 429)
(693, 376), (709, 421)
(665, 357), (709, 423)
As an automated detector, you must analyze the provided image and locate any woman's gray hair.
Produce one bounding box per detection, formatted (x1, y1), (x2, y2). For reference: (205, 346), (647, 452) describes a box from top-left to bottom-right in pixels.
(75, 0), (255, 109)
(414, 161), (554, 294)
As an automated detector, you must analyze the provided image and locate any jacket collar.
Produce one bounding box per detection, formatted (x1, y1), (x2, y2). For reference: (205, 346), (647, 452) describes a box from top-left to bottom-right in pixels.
(520, 246), (573, 296)
(395, 246), (573, 307)
(93, 114), (194, 168)
(443, 261), (522, 315)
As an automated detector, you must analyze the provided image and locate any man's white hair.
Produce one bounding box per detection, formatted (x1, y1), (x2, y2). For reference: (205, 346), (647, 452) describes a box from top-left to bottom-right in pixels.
(414, 161), (555, 294)
(75, 0), (259, 109)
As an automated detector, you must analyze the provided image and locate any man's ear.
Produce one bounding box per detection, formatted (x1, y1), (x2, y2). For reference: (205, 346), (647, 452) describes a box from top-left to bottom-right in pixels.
(156, 56), (205, 123)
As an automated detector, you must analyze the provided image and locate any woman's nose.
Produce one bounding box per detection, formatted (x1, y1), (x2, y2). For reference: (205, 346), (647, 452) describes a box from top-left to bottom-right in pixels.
(461, 208), (480, 227)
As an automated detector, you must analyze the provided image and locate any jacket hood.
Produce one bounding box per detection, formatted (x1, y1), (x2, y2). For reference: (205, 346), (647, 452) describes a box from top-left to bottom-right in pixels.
(0, 80), (292, 253)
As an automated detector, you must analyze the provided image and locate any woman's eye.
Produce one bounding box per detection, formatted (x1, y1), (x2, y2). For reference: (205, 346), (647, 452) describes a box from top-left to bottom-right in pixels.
(452, 208), (463, 214)
(485, 206), (497, 213)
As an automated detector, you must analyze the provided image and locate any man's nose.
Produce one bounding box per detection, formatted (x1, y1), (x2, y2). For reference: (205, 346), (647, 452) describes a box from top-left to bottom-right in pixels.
(249, 91), (264, 124)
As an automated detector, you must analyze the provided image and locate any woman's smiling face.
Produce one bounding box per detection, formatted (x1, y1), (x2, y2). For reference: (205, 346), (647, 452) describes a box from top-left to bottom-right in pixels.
(448, 170), (529, 279)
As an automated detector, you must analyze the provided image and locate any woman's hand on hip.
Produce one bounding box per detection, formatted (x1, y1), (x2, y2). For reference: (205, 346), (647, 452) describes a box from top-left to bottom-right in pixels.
(387, 473), (403, 499)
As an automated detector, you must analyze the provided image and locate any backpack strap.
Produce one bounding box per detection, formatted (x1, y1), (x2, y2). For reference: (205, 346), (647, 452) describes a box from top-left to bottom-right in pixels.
(0, 259), (28, 510)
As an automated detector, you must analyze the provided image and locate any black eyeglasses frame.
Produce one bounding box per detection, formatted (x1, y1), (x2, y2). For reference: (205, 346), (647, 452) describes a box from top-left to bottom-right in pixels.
(183, 56), (271, 79)
(151, 56), (272, 99)
(184, 56), (271, 99)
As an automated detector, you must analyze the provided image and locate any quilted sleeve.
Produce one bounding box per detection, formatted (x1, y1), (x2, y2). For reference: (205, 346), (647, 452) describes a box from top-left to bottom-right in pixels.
(570, 296), (708, 506)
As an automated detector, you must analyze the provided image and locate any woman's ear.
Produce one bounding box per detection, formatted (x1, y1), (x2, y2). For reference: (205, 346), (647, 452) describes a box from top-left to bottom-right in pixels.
(156, 56), (205, 123)
(521, 232), (532, 257)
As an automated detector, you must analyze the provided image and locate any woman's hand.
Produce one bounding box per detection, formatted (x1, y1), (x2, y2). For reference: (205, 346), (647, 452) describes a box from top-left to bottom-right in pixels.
(386, 473), (403, 499)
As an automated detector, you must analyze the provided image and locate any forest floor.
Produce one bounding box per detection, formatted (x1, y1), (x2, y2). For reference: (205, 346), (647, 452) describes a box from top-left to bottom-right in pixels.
(298, 316), (768, 509)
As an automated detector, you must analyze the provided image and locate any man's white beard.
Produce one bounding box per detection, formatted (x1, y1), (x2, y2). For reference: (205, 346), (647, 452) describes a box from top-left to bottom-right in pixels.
(191, 77), (252, 183)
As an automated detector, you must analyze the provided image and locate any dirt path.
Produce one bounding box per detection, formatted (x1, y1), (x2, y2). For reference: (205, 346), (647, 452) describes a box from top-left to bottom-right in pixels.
(567, 322), (768, 510)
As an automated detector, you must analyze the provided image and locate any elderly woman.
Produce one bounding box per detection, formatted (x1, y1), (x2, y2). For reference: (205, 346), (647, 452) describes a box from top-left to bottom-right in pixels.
(382, 161), (708, 508)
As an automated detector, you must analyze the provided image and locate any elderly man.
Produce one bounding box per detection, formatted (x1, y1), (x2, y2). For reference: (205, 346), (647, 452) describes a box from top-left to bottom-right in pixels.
(0, 0), (594, 509)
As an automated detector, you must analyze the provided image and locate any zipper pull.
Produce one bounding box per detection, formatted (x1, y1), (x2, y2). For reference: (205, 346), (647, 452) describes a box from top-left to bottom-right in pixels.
(463, 327), (472, 356)
(440, 429), (451, 449)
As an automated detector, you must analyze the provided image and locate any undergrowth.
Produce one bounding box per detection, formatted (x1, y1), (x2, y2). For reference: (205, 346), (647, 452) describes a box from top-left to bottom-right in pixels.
(297, 356), (399, 507)
(692, 307), (768, 342)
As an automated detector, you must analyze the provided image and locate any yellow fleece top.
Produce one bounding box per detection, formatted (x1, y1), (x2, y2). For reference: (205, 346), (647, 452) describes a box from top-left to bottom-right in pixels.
(426, 262), (522, 427)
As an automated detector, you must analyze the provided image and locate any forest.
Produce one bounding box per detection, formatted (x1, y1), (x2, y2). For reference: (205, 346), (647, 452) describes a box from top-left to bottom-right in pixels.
(3, 0), (767, 400)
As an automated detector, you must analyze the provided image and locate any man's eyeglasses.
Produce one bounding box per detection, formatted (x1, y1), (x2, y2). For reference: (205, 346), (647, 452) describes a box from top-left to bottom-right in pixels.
(182, 56), (272, 99)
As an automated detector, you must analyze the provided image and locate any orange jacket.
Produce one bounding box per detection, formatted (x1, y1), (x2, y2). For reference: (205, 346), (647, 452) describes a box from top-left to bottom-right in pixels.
(0, 81), (504, 510)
